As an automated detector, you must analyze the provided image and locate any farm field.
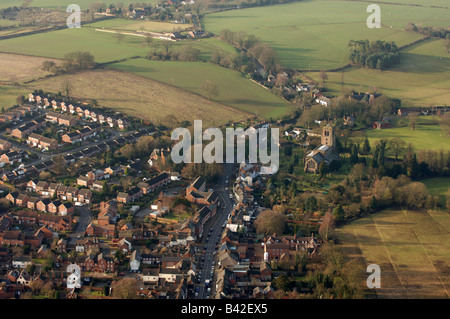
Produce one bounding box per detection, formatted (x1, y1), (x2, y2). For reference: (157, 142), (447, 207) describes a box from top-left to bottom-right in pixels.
(366, 116), (450, 152)
(0, 53), (61, 84)
(336, 209), (450, 298)
(0, 25), (238, 64)
(0, 27), (151, 63)
(203, 0), (449, 70)
(109, 58), (292, 119)
(307, 38), (450, 106)
(26, 69), (250, 127)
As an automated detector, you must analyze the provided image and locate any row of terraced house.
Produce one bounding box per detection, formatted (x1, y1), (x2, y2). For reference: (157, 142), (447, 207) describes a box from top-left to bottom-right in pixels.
(29, 93), (129, 130)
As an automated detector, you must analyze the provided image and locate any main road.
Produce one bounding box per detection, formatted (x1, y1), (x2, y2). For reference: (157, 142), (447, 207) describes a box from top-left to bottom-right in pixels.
(197, 163), (236, 299)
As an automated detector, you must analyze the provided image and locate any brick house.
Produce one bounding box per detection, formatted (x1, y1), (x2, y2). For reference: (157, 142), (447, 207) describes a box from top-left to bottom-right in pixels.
(36, 198), (51, 212)
(77, 176), (93, 188)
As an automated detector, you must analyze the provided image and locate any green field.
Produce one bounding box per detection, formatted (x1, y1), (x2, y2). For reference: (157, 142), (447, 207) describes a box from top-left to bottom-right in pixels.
(0, 27), (151, 63)
(0, 85), (28, 108)
(109, 58), (291, 118)
(366, 116), (450, 152)
(0, 24), (238, 64)
(203, 0), (448, 70)
(422, 177), (450, 196)
(86, 18), (193, 33)
(307, 38), (450, 106)
(336, 209), (450, 298)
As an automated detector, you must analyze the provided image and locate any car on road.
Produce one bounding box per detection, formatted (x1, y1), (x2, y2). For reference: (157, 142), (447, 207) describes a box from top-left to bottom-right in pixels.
(76, 234), (81, 239)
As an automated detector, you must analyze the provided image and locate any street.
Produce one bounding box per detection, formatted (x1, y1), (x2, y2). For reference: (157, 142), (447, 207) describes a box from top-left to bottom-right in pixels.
(197, 163), (236, 299)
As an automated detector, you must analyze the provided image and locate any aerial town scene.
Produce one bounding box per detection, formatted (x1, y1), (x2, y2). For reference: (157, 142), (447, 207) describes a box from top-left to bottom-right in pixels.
(0, 0), (448, 306)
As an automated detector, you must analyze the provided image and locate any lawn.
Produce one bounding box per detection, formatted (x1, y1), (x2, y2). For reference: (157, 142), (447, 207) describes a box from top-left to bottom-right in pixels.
(336, 209), (450, 298)
(307, 38), (450, 106)
(26, 69), (250, 127)
(109, 58), (292, 119)
(366, 116), (450, 152)
(203, 0), (448, 70)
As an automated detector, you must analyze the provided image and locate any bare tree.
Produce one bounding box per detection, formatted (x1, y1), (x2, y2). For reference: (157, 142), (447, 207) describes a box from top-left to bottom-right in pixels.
(409, 112), (418, 130)
(201, 80), (219, 101)
(62, 80), (74, 99)
(320, 70), (328, 85)
(319, 211), (336, 241)
(388, 137), (407, 161)
(114, 32), (125, 44)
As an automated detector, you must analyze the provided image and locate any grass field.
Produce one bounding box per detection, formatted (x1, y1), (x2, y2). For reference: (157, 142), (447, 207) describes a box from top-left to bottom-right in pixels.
(203, 0), (449, 70)
(336, 209), (450, 298)
(109, 58), (292, 119)
(0, 53), (60, 84)
(0, 27), (152, 63)
(307, 38), (450, 106)
(0, 85), (28, 108)
(86, 18), (194, 33)
(26, 69), (251, 126)
(366, 116), (450, 152)
(421, 178), (450, 196)
(0, 24), (238, 64)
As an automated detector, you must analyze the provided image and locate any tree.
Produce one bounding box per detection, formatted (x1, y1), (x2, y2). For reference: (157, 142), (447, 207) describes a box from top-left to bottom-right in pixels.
(201, 80), (219, 101)
(63, 51), (95, 71)
(143, 34), (152, 47)
(319, 211), (336, 241)
(305, 196), (318, 213)
(272, 274), (293, 292)
(254, 209), (286, 235)
(320, 70), (328, 85)
(114, 32), (125, 44)
(409, 113), (418, 130)
(362, 137), (371, 155)
(42, 60), (56, 72)
(350, 144), (359, 164)
(388, 137), (406, 161)
(332, 204), (345, 222)
(319, 161), (329, 178)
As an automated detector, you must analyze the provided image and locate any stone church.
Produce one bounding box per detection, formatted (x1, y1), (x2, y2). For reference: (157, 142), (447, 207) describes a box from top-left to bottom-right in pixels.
(304, 124), (340, 174)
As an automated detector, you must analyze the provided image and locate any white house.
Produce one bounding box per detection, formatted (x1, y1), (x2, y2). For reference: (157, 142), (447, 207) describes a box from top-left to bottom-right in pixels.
(12, 256), (32, 269)
(129, 250), (141, 272)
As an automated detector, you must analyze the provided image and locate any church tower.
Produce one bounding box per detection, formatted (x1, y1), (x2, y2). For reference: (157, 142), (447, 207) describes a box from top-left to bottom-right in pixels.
(321, 124), (335, 148)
